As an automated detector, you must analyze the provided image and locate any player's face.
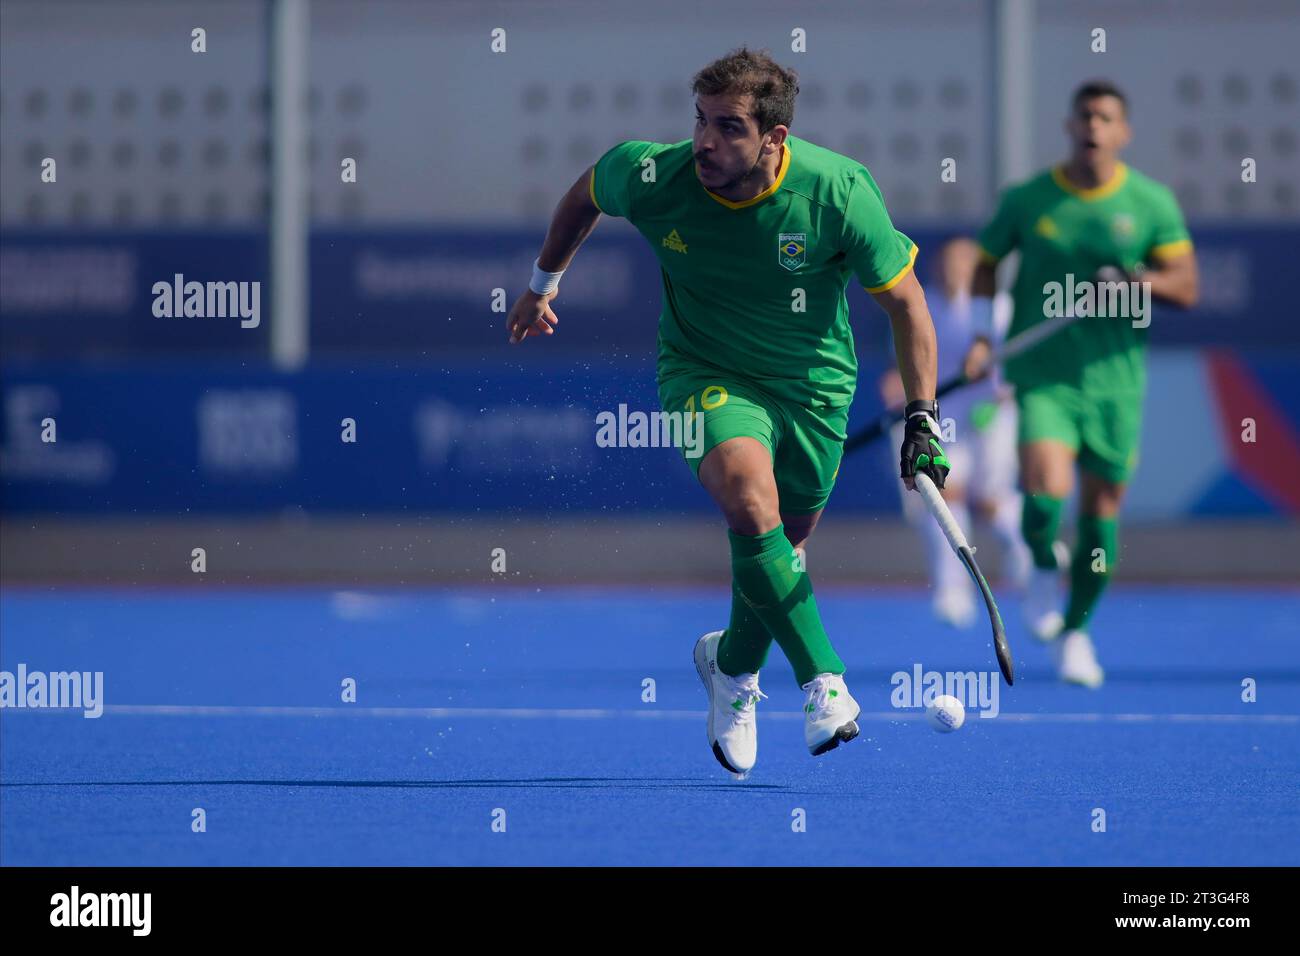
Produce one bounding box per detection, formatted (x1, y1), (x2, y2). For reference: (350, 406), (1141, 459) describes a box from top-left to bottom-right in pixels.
(693, 93), (774, 191)
(1066, 95), (1131, 162)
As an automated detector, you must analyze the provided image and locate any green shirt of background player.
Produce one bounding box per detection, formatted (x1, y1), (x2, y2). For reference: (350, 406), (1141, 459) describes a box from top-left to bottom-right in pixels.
(504, 47), (948, 778)
(961, 80), (1199, 688)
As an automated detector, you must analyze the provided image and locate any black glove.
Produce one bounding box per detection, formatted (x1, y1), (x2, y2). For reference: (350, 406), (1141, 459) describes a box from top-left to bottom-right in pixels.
(900, 399), (950, 490)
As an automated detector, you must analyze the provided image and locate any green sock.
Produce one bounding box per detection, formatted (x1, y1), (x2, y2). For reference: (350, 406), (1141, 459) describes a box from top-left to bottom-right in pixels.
(1064, 514), (1118, 631)
(728, 525), (844, 687)
(1022, 494), (1065, 570)
(717, 581), (774, 676)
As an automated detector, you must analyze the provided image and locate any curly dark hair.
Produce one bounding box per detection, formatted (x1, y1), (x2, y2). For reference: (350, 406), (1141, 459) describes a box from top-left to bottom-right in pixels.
(691, 47), (799, 133)
(1072, 79), (1129, 117)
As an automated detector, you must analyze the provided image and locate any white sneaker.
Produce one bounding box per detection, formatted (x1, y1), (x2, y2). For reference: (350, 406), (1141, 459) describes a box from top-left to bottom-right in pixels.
(1054, 629), (1105, 688)
(1052, 539), (1072, 571)
(802, 673), (861, 756)
(933, 585), (977, 629)
(1003, 536), (1034, 593)
(693, 630), (766, 779)
(1024, 560), (1065, 642)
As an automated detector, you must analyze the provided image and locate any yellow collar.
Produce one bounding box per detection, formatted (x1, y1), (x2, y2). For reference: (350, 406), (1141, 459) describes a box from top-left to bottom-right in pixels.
(699, 142), (791, 209)
(1052, 162), (1128, 201)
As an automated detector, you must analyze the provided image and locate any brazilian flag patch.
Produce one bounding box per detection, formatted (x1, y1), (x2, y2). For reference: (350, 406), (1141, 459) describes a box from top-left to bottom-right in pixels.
(778, 233), (807, 271)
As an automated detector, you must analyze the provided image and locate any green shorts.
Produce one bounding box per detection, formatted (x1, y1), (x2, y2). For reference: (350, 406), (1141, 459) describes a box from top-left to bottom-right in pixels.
(1017, 384), (1143, 484)
(658, 366), (848, 514)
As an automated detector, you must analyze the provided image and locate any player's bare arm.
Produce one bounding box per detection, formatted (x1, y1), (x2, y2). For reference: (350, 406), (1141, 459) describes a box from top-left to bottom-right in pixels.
(872, 270), (937, 410)
(872, 269), (943, 491)
(505, 165), (602, 344)
(1139, 251), (1198, 309)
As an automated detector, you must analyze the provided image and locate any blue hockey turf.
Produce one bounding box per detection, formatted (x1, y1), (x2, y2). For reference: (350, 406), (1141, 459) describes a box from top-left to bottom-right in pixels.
(1, 584), (1297, 866)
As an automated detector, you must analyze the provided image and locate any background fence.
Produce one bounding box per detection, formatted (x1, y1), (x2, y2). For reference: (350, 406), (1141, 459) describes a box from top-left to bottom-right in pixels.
(2, 0), (1298, 580)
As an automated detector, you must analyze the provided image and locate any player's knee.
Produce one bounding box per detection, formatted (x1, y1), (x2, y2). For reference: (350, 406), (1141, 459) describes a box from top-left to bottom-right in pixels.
(1083, 489), (1124, 517)
(721, 481), (780, 535)
(1019, 444), (1073, 498)
(1080, 473), (1125, 516)
(1022, 470), (1071, 498)
(728, 502), (781, 536)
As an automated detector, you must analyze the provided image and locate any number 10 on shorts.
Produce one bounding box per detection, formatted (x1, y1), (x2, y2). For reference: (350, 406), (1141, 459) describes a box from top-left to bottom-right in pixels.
(684, 385), (729, 414)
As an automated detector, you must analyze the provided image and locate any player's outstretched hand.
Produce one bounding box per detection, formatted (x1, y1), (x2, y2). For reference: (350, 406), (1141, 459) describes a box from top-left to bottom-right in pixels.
(961, 337), (993, 382)
(900, 410), (950, 492)
(506, 290), (559, 344)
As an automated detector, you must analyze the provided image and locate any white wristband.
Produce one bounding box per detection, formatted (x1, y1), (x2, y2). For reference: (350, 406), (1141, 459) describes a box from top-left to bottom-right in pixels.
(529, 259), (564, 296)
(910, 413), (943, 437)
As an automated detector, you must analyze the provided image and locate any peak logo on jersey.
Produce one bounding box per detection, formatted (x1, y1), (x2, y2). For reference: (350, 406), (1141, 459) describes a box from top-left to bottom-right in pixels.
(1034, 216), (1059, 239)
(662, 229), (688, 254)
(778, 233), (807, 271)
(1111, 213), (1135, 241)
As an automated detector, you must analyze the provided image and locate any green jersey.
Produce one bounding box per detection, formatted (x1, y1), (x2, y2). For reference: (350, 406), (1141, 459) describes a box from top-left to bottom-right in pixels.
(977, 163), (1192, 395)
(590, 135), (916, 411)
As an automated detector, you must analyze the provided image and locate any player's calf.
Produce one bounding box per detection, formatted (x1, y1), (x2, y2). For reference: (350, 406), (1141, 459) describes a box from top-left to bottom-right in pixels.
(1021, 493), (1068, 640)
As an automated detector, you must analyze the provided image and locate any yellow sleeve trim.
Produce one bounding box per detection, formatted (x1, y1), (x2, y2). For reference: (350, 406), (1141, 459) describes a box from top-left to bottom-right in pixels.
(588, 167), (604, 214)
(1150, 238), (1193, 260)
(865, 242), (919, 294)
(976, 244), (1001, 265)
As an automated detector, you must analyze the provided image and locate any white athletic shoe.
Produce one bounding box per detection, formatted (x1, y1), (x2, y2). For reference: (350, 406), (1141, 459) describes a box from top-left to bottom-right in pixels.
(1054, 629), (1105, 688)
(1024, 554), (1065, 642)
(802, 673), (861, 756)
(693, 630), (766, 779)
(1052, 539), (1072, 571)
(933, 585), (978, 629)
(1003, 536), (1034, 593)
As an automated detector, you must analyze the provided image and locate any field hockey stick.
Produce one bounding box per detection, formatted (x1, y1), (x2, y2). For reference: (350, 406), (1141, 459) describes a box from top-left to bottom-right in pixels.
(844, 310), (1083, 455)
(913, 472), (1015, 686)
